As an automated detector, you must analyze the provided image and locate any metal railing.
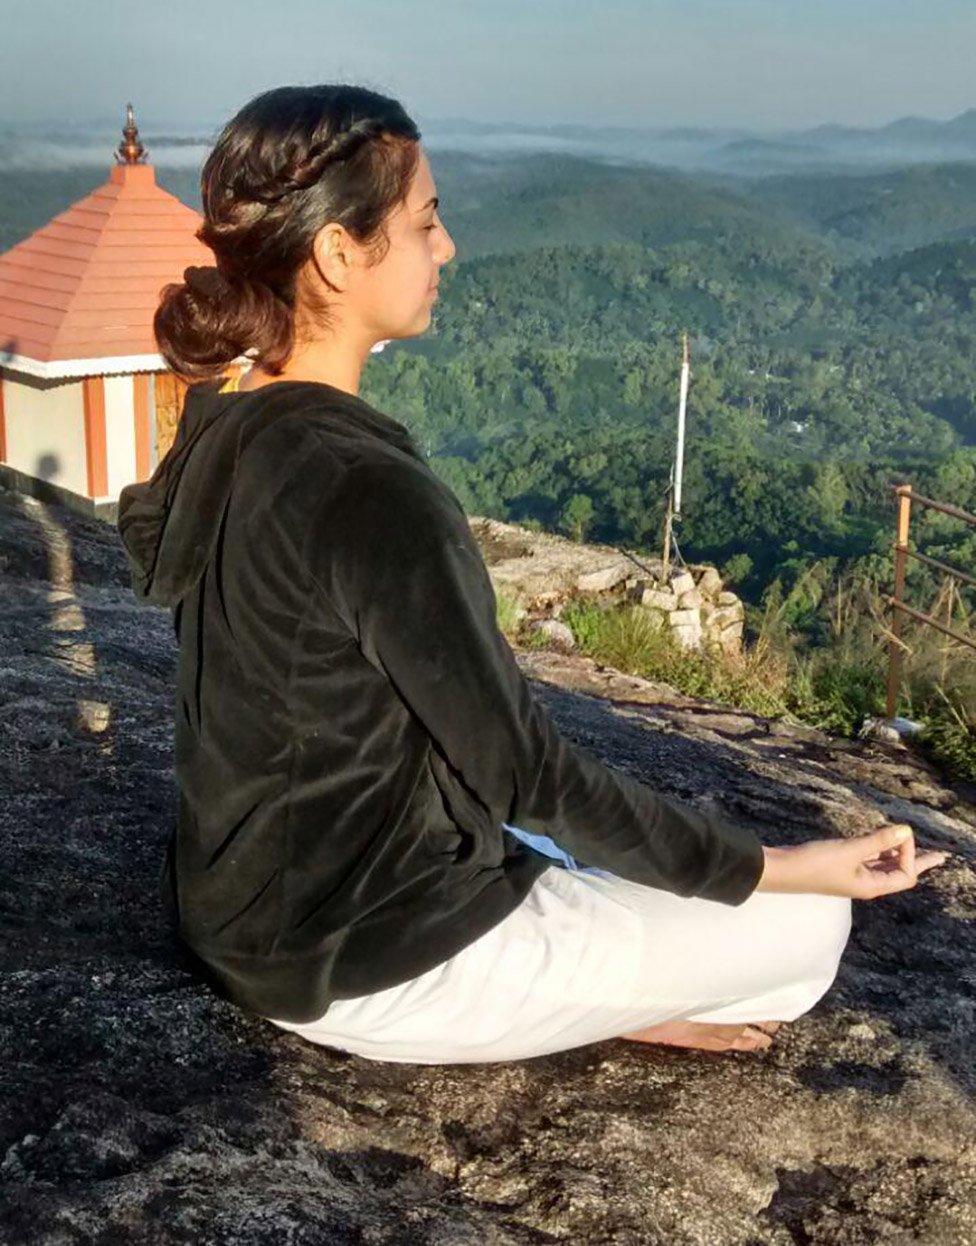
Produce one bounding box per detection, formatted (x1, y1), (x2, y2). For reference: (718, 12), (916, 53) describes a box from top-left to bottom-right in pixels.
(885, 483), (976, 718)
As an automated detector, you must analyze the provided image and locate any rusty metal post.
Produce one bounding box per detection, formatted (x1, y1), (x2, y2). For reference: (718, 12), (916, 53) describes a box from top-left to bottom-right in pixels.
(885, 484), (913, 718)
(939, 576), (954, 687)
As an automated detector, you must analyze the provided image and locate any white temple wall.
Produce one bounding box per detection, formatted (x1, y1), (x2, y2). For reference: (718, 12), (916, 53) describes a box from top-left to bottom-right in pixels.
(2, 375), (87, 496)
(103, 374), (136, 499)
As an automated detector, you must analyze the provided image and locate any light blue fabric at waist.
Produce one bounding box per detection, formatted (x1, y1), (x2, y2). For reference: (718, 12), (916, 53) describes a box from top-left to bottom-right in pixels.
(502, 823), (614, 878)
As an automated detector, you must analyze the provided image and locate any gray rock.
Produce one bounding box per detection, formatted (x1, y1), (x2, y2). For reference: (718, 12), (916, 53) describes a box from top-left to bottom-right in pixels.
(711, 603), (745, 628)
(2, 487), (975, 1245)
(695, 567), (723, 596)
(528, 618), (576, 650)
(859, 716), (925, 741)
(859, 718), (904, 745)
(669, 608), (702, 650)
(577, 561), (633, 593)
(639, 587), (678, 611)
(715, 621), (744, 653)
(668, 570), (697, 597)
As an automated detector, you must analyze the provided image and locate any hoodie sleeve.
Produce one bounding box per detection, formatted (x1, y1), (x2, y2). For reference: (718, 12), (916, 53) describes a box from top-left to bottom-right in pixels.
(306, 458), (766, 905)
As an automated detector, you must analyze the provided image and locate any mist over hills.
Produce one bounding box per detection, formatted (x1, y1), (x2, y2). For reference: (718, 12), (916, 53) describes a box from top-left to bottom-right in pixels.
(429, 109), (976, 175)
(2, 106), (976, 177)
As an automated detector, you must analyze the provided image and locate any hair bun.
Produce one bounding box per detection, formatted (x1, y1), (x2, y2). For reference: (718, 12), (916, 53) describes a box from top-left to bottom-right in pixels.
(183, 264), (233, 300)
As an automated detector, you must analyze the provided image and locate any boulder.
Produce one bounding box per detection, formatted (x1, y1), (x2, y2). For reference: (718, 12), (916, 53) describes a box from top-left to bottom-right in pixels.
(577, 561), (632, 593)
(695, 566), (723, 596)
(639, 587), (677, 612)
(716, 620), (744, 653)
(711, 603), (744, 628)
(669, 608), (702, 649)
(668, 570), (696, 597)
(528, 618), (576, 651)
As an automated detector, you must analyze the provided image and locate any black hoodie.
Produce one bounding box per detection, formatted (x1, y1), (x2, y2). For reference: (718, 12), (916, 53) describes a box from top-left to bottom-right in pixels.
(116, 378), (765, 1025)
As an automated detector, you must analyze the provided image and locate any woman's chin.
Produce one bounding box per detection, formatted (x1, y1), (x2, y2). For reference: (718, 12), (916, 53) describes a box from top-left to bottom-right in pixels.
(377, 304), (434, 343)
(410, 302), (436, 331)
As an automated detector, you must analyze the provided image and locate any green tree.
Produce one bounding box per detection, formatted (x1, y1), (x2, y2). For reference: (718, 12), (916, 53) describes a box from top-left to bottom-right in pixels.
(561, 493), (595, 543)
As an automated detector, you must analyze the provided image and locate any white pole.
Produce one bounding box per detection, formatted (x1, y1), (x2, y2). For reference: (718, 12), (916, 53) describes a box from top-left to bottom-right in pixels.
(674, 332), (690, 517)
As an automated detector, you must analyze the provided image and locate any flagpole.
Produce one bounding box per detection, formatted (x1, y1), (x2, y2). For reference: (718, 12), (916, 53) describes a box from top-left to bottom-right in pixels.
(674, 331), (690, 518)
(662, 333), (690, 577)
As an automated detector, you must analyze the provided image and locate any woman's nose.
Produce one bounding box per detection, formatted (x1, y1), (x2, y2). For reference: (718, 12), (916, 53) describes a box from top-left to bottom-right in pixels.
(439, 230), (457, 265)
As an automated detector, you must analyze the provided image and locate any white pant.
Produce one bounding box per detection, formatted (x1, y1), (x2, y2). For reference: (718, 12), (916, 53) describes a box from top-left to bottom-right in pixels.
(266, 861), (853, 1065)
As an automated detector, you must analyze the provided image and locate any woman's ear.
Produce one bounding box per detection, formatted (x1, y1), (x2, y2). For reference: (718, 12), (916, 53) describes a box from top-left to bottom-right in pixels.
(310, 222), (351, 295)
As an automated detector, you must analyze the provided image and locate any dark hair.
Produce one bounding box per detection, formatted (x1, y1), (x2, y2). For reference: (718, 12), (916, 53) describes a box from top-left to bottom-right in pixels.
(154, 84), (422, 381)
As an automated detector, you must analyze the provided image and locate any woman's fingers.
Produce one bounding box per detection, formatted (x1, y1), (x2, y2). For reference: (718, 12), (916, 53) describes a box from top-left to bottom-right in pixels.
(915, 850), (950, 875)
(857, 823), (912, 860)
(848, 823), (954, 897)
(896, 824), (915, 877)
(858, 847), (949, 896)
(860, 825), (950, 876)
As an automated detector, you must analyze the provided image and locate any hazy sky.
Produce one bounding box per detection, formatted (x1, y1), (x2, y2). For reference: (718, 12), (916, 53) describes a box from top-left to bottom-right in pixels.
(0, 0), (973, 133)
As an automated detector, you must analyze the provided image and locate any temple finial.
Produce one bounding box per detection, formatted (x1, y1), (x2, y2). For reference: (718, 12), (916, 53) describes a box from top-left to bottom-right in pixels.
(115, 102), (148, 165)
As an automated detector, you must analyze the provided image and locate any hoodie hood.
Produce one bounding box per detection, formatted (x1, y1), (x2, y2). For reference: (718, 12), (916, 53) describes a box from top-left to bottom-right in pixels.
(116, 378), (422, 608)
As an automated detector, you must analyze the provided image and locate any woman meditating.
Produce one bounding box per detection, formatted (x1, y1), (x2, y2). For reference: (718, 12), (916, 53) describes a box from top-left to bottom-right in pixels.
(117, 84), (948, 1064)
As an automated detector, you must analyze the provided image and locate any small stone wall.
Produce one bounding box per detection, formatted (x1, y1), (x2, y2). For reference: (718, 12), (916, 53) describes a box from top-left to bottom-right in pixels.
(630, 566), (745, 654)
(468, 516), (746, 656)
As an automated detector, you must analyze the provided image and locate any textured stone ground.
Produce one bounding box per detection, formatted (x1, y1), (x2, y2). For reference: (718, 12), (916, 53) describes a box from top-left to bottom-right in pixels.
(2, 485), (975, 1244)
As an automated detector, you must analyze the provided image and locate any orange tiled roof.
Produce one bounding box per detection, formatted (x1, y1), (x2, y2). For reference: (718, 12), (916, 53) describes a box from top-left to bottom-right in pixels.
(0, 161), (212, 371)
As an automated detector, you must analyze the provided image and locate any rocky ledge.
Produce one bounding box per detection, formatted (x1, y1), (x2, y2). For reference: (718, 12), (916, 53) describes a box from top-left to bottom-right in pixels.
(2, 485), (976, 1244)
(469, 515), (745, 654)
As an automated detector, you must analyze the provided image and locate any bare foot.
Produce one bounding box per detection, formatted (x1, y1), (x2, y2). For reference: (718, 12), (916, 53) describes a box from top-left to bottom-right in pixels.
(618, 1018), (784, 1052)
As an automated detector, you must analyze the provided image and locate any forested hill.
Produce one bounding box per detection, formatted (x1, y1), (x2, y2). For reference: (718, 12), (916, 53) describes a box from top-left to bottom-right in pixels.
(755, 163), (976, 257)
(3, 149), (975, 613)
(6, 149), (976, 260)
(359, 194), (976, 605)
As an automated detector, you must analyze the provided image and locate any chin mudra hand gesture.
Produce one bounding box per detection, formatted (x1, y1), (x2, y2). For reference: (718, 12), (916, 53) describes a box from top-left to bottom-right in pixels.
(756, 823), (950, 899)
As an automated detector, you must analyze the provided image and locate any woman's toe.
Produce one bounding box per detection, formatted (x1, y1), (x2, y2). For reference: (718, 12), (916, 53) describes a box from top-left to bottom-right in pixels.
(736, 1026), (774, 1050)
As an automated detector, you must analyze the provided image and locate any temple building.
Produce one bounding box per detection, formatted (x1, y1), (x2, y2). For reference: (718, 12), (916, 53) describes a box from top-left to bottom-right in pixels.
(0, 105), (235, 519)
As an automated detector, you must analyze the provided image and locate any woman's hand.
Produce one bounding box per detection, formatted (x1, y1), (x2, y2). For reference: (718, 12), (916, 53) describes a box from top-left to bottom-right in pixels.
(755, 823), (950, 899)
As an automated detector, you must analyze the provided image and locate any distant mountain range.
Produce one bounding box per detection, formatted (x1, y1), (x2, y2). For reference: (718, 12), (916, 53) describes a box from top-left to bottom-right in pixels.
(421, 109), (976, 175)
(1, 109), (974, 178)
(809, 110), (976, 144)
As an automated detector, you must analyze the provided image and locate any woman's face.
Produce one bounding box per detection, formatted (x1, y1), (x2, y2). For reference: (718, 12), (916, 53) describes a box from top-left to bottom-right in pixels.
(308, 144), (456, 347)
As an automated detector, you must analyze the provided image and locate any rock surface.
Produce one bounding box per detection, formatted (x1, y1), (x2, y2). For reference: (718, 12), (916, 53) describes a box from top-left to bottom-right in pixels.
(2, 485), (976, 1244)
